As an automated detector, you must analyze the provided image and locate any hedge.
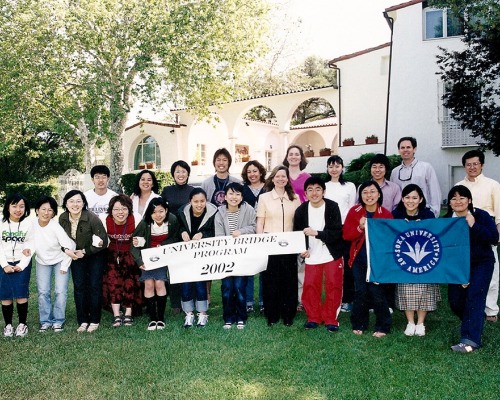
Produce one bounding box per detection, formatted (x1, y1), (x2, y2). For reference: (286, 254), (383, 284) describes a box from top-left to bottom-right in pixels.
(120, 171), (174, 196)
(1, 182), (58, 208)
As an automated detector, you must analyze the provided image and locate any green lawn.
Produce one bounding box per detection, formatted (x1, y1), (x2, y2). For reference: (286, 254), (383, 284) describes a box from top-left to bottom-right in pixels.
(1, 276), (499, 400)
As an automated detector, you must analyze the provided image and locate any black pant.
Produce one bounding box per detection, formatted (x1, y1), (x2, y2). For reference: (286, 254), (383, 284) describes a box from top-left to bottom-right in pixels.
(71, 252), (105, 325)
(262, 254), (298, 324)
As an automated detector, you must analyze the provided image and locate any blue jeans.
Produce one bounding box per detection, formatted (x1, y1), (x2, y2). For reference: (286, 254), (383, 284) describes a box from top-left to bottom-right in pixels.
(351, 258), (392, 333)
(222, 276), (247, 323)
(245, 274), (263, 306)
(448, 259), (494, 348)
(36, 261), (70, 326)
(181, 281), (208, 313)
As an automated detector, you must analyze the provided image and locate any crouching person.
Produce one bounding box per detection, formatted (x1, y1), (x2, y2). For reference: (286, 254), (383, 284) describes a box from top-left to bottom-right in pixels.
(294, 177), (344, 332)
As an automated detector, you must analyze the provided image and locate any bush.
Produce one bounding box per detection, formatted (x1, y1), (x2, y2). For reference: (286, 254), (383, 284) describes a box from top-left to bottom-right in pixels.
(343, 153), (402, 187)
(120, 171), (174, 196)
(1, 182), (58, 208)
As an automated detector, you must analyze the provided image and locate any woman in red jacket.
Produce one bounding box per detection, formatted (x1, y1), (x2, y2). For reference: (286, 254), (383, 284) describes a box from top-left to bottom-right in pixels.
(343, 181), (393, 337)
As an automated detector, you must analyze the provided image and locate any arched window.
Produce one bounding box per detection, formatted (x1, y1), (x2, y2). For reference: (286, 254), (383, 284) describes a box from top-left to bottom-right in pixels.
(134, 136), (161, 170)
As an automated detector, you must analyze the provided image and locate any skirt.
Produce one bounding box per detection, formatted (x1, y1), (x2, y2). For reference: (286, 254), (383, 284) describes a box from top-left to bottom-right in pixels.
(0, 261), (32, 300)
(140, 267), (167, 282)
(396, 283), (441, 311)
(102, 250), (143, 308)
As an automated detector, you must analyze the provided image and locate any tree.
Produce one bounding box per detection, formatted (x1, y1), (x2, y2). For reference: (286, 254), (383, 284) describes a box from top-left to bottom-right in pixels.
(0, 0), (269, 190)
(432, 0), (500, 154)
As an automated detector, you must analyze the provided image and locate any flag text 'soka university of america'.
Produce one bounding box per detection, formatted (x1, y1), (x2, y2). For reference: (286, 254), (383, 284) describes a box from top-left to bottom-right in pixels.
(366, 218), (470, 284)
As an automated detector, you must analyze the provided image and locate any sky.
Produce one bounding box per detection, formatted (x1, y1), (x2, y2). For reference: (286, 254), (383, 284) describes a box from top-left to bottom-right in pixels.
(275, 0), (397, 61)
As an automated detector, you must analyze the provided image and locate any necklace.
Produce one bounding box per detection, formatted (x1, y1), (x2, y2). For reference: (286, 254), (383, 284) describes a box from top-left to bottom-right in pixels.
(113, 219), (128, 265)
(7, 220), (21, 260)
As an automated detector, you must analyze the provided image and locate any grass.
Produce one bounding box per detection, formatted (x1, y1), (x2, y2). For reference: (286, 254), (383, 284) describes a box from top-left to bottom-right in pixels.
(1, 276), (499, 400)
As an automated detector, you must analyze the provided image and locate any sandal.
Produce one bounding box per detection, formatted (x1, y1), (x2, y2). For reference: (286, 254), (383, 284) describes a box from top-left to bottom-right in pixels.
(87, 323), (99, 333)
(372, 331), (387, 338)
(486, 315), (498, 323)
(352, 330), (363, 335)
(123, 316), (134, 326)
(112, 316), (122, 328)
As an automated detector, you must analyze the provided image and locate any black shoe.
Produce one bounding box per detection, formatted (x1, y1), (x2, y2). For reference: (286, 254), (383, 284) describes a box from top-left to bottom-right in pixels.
(325, 324), (339, 333)
(304, 321), (319, 329)
(283, 319), (293, 327)
(246, 305), (254, 313)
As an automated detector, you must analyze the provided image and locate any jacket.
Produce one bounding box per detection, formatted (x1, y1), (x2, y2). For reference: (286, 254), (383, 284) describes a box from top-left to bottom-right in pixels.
(343, 204), (393, 267)
(59, 210), (108, 256)
(177, 202), (218, 239)
(214, 202), (256, 236)
(293, 198), (343, 260)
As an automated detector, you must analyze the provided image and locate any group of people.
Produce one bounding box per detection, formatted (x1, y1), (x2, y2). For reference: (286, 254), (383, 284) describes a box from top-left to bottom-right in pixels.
(1, 139), (498, 353)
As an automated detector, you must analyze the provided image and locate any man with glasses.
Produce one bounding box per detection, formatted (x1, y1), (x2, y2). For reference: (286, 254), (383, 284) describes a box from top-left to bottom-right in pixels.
(456, 149), (500, 323)
(390, 137), (441, 217)
(84, 165), (118, 217)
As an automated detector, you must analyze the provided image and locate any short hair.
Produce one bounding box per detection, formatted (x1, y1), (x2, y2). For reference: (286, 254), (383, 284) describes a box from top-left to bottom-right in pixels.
(143, 197), (169, 224)
(35, 195), (59, 217)
(107, 194), (133, 217)
(326, 155), (347, 185)
(170, 160), (191, 179)
(358, 180), (383, 207)
(445, 185), (474, 217)
(283, 145), (308, 171)
(397, 137), (417, 148)
(241, 160), (266, 184)
(90, 165), (111, 178)
(462, 149), (485, 166)
(133, 170), (159, 196)
(370, 154), (390, 170)
(2, 193), (30, 222)
(224, 182), (244, 195)
(189, 187), (208, 201)
(304, 176), (326, 192)
(62, 190), (88, 212)
(395, 183), (427, 213)
(213, 148), (232, 169)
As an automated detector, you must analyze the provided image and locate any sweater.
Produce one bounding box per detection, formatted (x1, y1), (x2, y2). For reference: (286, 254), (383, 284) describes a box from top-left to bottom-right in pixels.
(33, 219), (76, 272)
(177, 202), (218, 240)
(0, 218), (34, 270)
(214, 202), (256, 236)
(161, 184), (195, 215)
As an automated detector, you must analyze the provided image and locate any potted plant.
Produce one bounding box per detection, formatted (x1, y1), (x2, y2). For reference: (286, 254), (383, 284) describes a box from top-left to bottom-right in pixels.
(191, 160), (199, 166)
(304, 144), (314, 157)
(319, 148), (331, 157)
(342, 137), (355, 146)
(241, 155), (250, 162)
(365, 134), (378, 144)
(146, 161), (155, 169)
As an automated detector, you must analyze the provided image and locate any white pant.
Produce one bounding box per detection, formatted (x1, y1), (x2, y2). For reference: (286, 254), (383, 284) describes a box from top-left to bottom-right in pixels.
(485, 246), (499, 316)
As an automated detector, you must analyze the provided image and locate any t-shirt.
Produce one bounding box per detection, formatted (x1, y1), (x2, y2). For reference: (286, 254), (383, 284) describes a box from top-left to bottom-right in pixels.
(306, 203), (333, 265)
(84, 188), (118, 217)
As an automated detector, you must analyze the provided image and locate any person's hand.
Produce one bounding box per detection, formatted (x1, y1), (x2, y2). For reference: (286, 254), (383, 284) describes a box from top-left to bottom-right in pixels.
(300, 250), (310, 259)
(139, 264), (145, 270)
(13, 265), (22, 272)
(3, 265), (14, 273)
(192, 233), (202, 241)
(462, 283), (470, 288)
(359, 217), (367, 230)
(232, 230), (241, 237)
(22, 249), (31, 257)
(133, 237), (139, 247)
(74, 250), (85, 259)
(465, 213), (475, 228)
(60, 270), (67, 275)
(303, 227), (318, 237)
(181, 232), (191, 242)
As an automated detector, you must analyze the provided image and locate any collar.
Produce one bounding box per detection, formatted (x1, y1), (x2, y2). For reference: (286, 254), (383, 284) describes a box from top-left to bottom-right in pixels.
(464, 173), (484, 183)
(401, 158), (418, 169)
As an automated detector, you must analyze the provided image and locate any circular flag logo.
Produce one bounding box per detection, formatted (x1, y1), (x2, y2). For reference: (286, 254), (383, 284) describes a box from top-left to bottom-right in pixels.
(393, 228), (442, 274)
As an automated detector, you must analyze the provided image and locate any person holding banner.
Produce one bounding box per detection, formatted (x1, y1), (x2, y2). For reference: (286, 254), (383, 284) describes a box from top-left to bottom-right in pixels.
(215, 183), (256, 329)
(102, 195), (142, 328)
(392, 184), (439, 336)
(178, 188), (218, 328)
(241, 160), (266, 314)
(294, 177), (344, 332)
(445, 185), (499, 352)
(257, 165), (300, 327)
(343, 181), (393, 337)
(132, 197), (181, 331)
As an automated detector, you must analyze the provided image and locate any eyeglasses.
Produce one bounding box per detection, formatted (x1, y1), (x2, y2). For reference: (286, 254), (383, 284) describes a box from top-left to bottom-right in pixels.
(112, 208), (129, 213)
(398, 164), (415, 182)
(361, 190), (379, 196)
(465, 162), (481, 168)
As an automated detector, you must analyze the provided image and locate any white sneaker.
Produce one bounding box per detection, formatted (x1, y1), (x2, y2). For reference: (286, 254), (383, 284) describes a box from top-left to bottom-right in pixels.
(404, 323), (416, 336)
(4, 324), (13, 337)
(87, 323), (99, 333)
(77, 323), (88, 333)
(415, 323), (426, 336)
(147, 321), (157, 331)
(196, 313), (208, 327)
(53, 324), (64, 333)
(223, 322), (232, 330)
(156, 321), (165, 330)
(15, 323), (28, 337)
(184, 313), (194, 328)
(39, 323), (52, 333)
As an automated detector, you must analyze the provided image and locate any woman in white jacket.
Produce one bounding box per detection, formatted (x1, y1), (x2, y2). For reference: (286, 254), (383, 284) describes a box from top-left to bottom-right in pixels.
(214, 183), (256, 329)
(33, 196), (79, 333)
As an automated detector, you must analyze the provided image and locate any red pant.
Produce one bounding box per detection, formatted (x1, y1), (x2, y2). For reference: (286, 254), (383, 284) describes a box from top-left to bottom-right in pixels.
(302, 258), (343, 325)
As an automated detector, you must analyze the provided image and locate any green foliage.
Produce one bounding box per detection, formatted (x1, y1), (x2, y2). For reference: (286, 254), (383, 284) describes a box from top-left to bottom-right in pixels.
(344, 153), (402, 187)
(432, 0), (500, 154)
(120, 171), (174, 195)
(1, 182), (57, 207)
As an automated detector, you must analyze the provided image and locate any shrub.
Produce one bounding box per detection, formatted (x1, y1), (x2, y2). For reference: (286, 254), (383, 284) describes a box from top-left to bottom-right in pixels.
(120, 171), (174, 196)
(1, 182), (58, 207)
(343, 153), (402, 187)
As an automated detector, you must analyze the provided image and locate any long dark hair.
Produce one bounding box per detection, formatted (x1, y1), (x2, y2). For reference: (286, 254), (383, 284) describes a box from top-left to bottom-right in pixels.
(264, 165), (296, 201)
(326, 155), (347, 185)
(143, 197), (169, 225)
(395, 183), (427, 213)
(283, 145), (308, 171)
(2, 193), (30, 222)
(133, 170), (159, 196)
(445, 185), (475, 217)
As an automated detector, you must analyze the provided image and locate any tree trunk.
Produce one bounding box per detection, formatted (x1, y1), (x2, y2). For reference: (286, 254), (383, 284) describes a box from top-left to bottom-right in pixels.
(76, 118), (96, 173)
(108, 114), (128, 192)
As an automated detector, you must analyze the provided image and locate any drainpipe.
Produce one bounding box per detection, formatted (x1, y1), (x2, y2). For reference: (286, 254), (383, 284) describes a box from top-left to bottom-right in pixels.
(328, 64), (341, 147)
(383, 11), (394, 156)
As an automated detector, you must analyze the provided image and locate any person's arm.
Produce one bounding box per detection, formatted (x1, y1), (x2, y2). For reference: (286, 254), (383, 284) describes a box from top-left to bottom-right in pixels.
(342, 207), (365, 242)
(317, 202), (343, 246)
(131, 221), (147, 266)
(426, 165), (442, 217)
(236, 205), (256, 235)
(214, 210), (227, 237)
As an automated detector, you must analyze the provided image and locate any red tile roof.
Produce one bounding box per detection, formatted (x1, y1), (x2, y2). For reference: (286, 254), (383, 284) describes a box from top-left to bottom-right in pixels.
(328, 43), (390, 65)
(385, 0), (424, 13)
(125, 120), (185, 131)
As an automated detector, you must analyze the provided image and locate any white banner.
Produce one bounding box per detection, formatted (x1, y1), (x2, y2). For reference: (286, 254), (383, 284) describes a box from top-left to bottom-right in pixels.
(141, 231), (306, 283)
